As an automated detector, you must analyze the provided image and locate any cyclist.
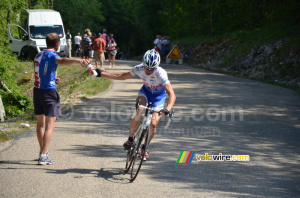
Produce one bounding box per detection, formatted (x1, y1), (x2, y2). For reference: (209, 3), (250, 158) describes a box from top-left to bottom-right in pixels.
(94, 49), (176, 160)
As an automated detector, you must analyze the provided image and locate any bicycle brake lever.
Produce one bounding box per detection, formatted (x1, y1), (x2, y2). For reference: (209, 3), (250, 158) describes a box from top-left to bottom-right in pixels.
(169, 109), (174, 118)
(164, 110), (174, 129)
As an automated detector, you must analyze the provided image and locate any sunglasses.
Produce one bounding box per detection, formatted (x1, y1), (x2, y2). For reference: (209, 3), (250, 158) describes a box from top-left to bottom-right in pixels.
(144, 66), (156, 71)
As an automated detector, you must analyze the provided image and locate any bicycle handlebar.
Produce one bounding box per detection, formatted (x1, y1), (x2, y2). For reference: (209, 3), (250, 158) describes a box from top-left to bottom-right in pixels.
(138, 105), (174, 129)
(138, 105), (173, 116)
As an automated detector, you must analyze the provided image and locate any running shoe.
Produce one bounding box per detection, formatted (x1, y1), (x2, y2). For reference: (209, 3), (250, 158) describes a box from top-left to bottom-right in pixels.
(37, 150), (49, 161)
(38, 156), (54, 165)
(140, 149), (149, 161)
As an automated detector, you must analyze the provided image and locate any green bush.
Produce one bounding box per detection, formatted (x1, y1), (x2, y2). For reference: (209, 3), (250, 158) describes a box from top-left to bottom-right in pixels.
(0, 90), (32, 117)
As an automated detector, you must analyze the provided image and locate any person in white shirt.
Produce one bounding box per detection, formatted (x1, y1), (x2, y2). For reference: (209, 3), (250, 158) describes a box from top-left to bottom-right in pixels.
(74, 32), (82, 57)
(153, 35), (162, 52)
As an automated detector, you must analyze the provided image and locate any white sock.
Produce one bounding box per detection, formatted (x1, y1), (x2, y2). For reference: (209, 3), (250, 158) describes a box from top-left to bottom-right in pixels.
(41, 154), (47, 158)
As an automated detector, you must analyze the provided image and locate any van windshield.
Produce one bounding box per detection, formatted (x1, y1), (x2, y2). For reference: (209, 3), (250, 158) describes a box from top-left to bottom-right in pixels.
(29, 25), (64, 39)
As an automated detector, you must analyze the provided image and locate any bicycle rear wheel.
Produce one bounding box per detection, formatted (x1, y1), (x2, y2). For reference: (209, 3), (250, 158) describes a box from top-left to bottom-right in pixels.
(130, 128), (149, 182)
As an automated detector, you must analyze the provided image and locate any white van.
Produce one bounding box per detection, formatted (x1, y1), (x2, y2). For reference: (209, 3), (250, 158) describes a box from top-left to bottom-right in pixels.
(8, 9), (68, 59)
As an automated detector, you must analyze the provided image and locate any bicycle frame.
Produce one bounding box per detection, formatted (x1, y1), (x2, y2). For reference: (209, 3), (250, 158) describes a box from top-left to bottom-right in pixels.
(136, 104), (162, 150)
(125, 103), (174, 181)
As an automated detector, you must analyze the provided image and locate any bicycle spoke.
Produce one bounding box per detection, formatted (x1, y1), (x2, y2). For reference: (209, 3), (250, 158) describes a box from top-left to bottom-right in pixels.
(130, 128), (149, 182)
(125, 149), (134, 172)
(125, 126), (141, 173)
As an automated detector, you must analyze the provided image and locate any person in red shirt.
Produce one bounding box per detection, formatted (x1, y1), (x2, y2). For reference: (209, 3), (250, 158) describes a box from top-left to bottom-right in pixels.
(93, 33), (106, 70)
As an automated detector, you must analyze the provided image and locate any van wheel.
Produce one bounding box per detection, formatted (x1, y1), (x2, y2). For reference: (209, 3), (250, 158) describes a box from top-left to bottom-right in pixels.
(28, 47), (38, 60)
(20, 46), (29, 61)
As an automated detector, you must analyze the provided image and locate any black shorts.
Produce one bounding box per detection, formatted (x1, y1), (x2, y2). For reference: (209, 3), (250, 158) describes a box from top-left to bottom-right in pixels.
(33, 87), (61, 117)
(75, 44), (81, 51)
(83, 50), (89, 57)
(107, 50), (117, 57)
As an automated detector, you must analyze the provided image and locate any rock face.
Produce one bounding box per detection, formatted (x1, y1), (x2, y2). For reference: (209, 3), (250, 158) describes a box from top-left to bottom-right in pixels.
(179, 38), (300, 87)
(0, 96), (6, 122)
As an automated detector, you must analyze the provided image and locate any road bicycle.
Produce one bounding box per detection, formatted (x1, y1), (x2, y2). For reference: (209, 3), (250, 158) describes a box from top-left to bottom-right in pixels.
(124, 102), (174, 182)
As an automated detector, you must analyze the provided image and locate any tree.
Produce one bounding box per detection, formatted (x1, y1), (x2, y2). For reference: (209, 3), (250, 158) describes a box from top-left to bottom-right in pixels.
(53, 0), (104, 37)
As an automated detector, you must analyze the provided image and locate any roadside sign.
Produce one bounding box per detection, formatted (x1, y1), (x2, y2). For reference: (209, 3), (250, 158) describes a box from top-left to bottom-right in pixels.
(167, 45), (182, 59)
(166, 45), (183, 64)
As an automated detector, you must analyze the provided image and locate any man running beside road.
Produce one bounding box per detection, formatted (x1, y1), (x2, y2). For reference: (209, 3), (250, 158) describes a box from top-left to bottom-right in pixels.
(92, 49), (176, 160)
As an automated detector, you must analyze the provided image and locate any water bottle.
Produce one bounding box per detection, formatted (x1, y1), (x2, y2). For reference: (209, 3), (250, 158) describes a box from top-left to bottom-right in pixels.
(86, 64), (98, 77)
(20, 123), (30, 128)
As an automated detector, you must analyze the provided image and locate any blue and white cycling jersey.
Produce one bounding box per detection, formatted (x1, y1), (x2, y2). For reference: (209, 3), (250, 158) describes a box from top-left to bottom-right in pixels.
(34, 49), (60, 89)
(130, 63), (170, 95)
(130, 63), (170, 109)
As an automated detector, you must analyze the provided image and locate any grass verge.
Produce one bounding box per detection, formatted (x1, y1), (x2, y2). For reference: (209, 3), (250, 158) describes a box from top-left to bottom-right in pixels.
(0, 61), (111, 142)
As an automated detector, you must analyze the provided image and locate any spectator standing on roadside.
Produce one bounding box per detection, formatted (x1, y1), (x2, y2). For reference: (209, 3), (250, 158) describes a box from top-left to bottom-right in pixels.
(101, 29), (107, 45)
(82, 30), (92, 61)
(94, 33), (106, 70)
(161, 36), (171, 63)
(88, 32), (94, 63)
(101, 29), (108, 59)
(106, 34), (117, 68)
(164, 36), (171, 58)
(160, 36), (167, 63)
(153, 35), (162, 52)
(74, 32), (82, 57)
(34, 33), (89, 165)
(66, 30), (72, 57)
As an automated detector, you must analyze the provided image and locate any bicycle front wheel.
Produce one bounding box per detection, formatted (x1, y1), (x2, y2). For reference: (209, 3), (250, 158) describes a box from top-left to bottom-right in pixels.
(125, 125), (142, 173)
(125, 149), (134, 173)
(130, 128), (149, 182)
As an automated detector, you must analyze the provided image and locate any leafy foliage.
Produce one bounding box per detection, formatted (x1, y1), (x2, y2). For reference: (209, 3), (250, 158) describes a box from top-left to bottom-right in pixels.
(53, 0), (104, 37)
(0, 90), (32, 117)
(0, 0), (33, 117)
(53, 0), (299, 57)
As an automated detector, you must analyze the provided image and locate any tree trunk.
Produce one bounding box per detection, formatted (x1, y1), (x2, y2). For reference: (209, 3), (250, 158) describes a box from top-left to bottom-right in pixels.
(0, 77), (11, 93)
(0, 95), (6, 122)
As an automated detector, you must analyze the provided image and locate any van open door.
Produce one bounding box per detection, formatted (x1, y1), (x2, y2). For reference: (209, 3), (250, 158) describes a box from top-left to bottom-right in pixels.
(8, 24), (33, 59)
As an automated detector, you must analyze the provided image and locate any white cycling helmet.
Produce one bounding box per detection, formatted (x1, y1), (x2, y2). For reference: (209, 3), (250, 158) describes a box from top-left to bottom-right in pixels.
(143, 49), (160, 70)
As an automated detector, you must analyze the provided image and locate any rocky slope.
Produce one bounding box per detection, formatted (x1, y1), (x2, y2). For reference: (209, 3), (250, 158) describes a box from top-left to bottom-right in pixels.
(179, 37), (300, 88)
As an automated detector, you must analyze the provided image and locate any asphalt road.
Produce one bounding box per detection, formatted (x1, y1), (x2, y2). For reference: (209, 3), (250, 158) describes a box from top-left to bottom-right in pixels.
(1, 60), (299, 198)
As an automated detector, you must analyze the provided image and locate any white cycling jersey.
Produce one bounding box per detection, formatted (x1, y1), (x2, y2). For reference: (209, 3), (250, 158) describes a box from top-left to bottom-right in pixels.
(130, 63), (170, 94)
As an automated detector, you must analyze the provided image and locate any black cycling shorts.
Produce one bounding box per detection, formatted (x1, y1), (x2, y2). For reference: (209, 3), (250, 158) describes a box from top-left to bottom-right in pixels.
(33, 87), (61, 117)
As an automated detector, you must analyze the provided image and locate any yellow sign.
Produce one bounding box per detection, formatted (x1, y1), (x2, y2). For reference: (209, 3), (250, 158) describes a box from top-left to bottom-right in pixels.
(167, 45), (182, 59)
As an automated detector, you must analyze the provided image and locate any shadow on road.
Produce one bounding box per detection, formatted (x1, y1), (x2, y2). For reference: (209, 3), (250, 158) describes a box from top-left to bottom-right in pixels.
(0, 160), (131, 184)
(45, 167), (130, 184)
